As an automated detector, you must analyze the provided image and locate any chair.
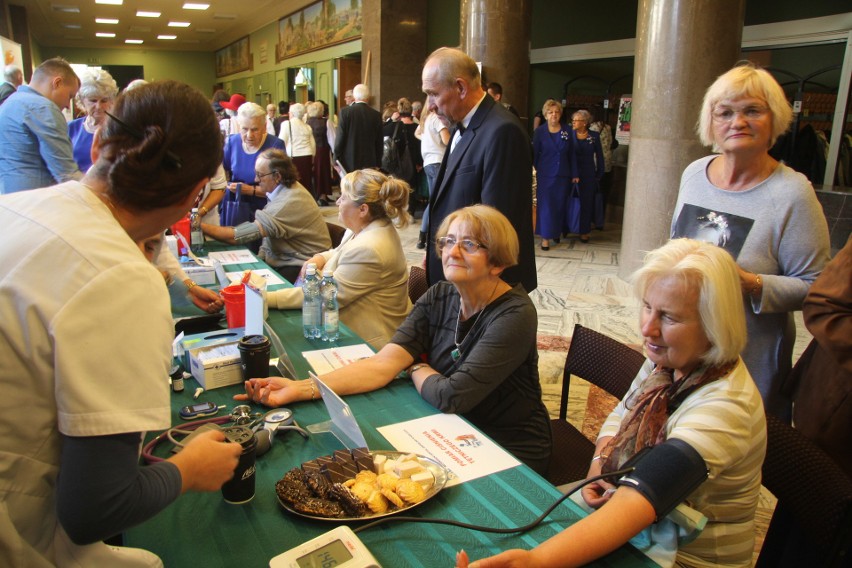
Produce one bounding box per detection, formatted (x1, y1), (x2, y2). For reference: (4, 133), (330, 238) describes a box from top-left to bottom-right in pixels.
(326, 222), (346, 249)
(546, 323), (646, 486)
(407, 265), (428, 304)
(755, 414), (852, 567)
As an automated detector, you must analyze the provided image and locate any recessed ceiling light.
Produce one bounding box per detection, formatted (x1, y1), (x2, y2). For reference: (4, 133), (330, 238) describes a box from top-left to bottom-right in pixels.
(95, 0), (123, 5)
(158, 35), (177, 40)
(61, 23), (82, 29)
(168, 21), (191, 27)
(183, 3), (209, 9)
(96, 32), (116, 37)
(136, 11), (160, 18)
(95, 18), (119, 24)
(125, 39), (144, 44)
(51, 4), (80, 13)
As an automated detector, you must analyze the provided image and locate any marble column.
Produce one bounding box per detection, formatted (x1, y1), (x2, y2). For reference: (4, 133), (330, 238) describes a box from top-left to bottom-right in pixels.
(460, 0), (531, 119)
(361, 0), (428, 110)
(618, 0), (745, 279)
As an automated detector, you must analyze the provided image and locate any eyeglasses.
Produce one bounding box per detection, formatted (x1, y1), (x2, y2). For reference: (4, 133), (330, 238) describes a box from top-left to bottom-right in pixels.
(255, 171), (275, 179)
(437, 236), (487, 254)
(711, 105), (769, 123)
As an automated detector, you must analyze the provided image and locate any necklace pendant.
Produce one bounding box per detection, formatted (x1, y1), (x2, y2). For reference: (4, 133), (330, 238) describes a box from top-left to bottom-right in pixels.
(451, 348), (460, 361)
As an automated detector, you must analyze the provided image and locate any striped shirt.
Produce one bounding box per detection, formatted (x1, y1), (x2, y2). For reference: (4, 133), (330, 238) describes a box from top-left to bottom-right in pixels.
(599, 358), (767, 567)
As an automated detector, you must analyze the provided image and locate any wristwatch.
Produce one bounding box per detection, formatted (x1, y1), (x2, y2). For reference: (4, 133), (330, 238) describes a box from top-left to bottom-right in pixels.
(408, 363), (429, 377)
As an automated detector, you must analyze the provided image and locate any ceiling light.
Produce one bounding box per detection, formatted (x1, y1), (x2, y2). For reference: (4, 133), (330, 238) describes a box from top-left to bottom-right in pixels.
(95, 0), (123, 4)
(95, 18), (118, 24)
(168, 21), (191, 27)
(183, 3), (209, 9)
(51, 4), (80, 13)
(96, 32), (116, 37)
(125, 39), (144, 44)
(136, 11), (160, 18)
(158, 35), (177, 40)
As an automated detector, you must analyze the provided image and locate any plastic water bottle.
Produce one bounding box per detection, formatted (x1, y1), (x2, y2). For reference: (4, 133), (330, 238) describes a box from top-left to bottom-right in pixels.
(189, 208), (205, 255)
(320, 269), (339, 342)
(302, 266), (321, 339)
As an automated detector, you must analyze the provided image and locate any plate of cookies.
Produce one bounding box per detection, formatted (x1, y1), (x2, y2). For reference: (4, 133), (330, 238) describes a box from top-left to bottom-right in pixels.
(275, 448), (449, 520)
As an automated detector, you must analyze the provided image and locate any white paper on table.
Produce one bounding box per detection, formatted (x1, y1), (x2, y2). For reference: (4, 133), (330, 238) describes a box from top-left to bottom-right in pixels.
(244, 284), (264, 336)
(226, 268), (285, 287)
(376, 414), (521, 487)
(302, 344), (375, 375)
(207, 249), (258, 264)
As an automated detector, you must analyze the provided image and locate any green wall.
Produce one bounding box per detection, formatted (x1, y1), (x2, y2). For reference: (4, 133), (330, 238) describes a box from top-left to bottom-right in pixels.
(40, 46), (217, 95)
(427, 0), (461, 51)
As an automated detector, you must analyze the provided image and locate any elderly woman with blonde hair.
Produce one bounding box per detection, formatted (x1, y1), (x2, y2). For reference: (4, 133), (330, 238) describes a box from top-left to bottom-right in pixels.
(671, 62), (830, 418)
(458, 238), (766, 568)
(67, 68), (119, 172)
(263, 168), (411, 348)
(278, 102), (316, 199)
(237, 205), (552, 475)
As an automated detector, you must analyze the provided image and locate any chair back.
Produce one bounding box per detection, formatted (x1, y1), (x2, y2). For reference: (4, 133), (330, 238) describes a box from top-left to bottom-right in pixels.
(408, 265), (428, 304)
(558, 323), (645, 421)
(326, 222), (346, 248)
(756, 413), (852, 567)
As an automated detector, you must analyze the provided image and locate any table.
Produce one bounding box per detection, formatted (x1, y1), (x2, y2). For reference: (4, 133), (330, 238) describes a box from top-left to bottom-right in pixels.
(126, 252), (656, 567)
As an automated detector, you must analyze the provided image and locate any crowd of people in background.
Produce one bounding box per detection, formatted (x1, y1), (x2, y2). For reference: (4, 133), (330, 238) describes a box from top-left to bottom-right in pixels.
(0, 48), (846, 568)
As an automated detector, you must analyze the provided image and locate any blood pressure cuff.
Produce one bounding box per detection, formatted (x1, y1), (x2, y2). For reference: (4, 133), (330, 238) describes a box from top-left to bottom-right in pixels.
(615, 438), (708, 521)
(233, 221), (261, 244)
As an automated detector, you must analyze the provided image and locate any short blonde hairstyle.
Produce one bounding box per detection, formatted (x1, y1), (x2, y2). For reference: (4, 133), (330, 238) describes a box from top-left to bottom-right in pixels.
(77, 68), (118, 102)
(542, 99), (562, 116)
(697, 62), (793, 149)
(236, 101), (266, 123)
(435, 205), (518, 270)
(341, 169), (411, 228)
(631, 238), (747, 366)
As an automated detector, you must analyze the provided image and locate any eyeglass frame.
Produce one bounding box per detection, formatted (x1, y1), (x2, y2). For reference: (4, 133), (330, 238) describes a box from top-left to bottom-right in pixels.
(436, 236), (488, 254)
(711, 105), (770, 123)
(255, 170), (276, 180)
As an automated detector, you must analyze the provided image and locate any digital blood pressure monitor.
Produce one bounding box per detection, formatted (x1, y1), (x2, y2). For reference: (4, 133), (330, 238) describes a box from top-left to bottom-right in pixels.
(269, 526), (381, 568)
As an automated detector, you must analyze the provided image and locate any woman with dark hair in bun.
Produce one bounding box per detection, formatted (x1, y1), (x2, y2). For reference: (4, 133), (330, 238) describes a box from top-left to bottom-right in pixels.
(0, 80), (241, 567)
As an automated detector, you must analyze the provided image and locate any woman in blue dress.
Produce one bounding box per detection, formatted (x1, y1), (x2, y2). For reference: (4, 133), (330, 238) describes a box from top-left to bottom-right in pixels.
(568, 109), (605, 243)
(533, 100), (574, 250)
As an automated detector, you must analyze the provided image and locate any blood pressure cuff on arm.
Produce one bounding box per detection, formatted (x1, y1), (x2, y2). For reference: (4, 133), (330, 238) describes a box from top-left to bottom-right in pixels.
(233, 221), (261, 244)
(616, 438), (708, 521)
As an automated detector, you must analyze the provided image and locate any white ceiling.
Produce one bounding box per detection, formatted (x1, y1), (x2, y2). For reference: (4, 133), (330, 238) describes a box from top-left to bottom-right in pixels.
(18, 0), (306, 52)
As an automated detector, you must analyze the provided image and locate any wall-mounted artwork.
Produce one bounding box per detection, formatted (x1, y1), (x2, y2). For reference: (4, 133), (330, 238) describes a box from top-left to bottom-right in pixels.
(216, 36), (251, 78)
(276, 0), (362, 62)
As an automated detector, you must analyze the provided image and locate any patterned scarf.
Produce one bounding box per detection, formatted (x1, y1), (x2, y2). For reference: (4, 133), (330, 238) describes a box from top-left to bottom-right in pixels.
(600, 361), (736, 475)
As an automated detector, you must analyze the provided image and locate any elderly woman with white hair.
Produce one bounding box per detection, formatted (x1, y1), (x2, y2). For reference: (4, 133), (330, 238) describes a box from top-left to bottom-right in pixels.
(278, 102), (316, 199)
(220, 101), (286, 229)
(458, 238), (767, 568)
(671, 63), (830, 419)
(67, 68), (118, 172)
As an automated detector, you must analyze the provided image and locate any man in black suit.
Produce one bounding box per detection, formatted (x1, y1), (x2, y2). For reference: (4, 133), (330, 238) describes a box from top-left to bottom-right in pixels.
(333, 83), (383, 173)
(422, 48), (536, 292)
(0, 65), (23, 106)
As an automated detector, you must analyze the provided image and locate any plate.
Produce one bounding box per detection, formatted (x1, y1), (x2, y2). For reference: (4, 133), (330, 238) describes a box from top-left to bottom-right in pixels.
(276, 450), (449, 521)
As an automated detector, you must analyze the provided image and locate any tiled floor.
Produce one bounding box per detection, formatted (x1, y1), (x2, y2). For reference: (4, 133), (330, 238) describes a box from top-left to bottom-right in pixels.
(322, 205), (801, 564)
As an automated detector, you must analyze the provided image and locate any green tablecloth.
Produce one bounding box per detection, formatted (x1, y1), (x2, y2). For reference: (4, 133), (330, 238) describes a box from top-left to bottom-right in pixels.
(126, 249), (656, 567)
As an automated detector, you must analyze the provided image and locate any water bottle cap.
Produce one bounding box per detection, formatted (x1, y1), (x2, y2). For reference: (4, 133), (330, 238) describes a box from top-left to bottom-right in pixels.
(191, 207), (198, 212)
(306, 267), (316, 275)
(323, 269), (333, 277)
(307, 262), (317, 269)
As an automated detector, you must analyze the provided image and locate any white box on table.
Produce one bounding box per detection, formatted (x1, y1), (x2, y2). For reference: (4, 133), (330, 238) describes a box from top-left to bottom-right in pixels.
(181, 263), (217, 286)
(187, 342), (242, 390)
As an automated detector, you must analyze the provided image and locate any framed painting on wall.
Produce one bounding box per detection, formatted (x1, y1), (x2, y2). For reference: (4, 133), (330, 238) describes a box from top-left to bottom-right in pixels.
(276, 0), (362, 62)
(216, 36), (251, 78)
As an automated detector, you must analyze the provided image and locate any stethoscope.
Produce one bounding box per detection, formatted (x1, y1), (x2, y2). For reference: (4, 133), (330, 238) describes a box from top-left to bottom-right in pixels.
(142, 406), (309, 463)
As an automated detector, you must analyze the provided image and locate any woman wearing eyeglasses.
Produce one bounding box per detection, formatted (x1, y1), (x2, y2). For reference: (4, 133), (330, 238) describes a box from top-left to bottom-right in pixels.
(671, 63), (830, 419)
(202, 148), (330, 283)
(237, 205), (552, 475)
